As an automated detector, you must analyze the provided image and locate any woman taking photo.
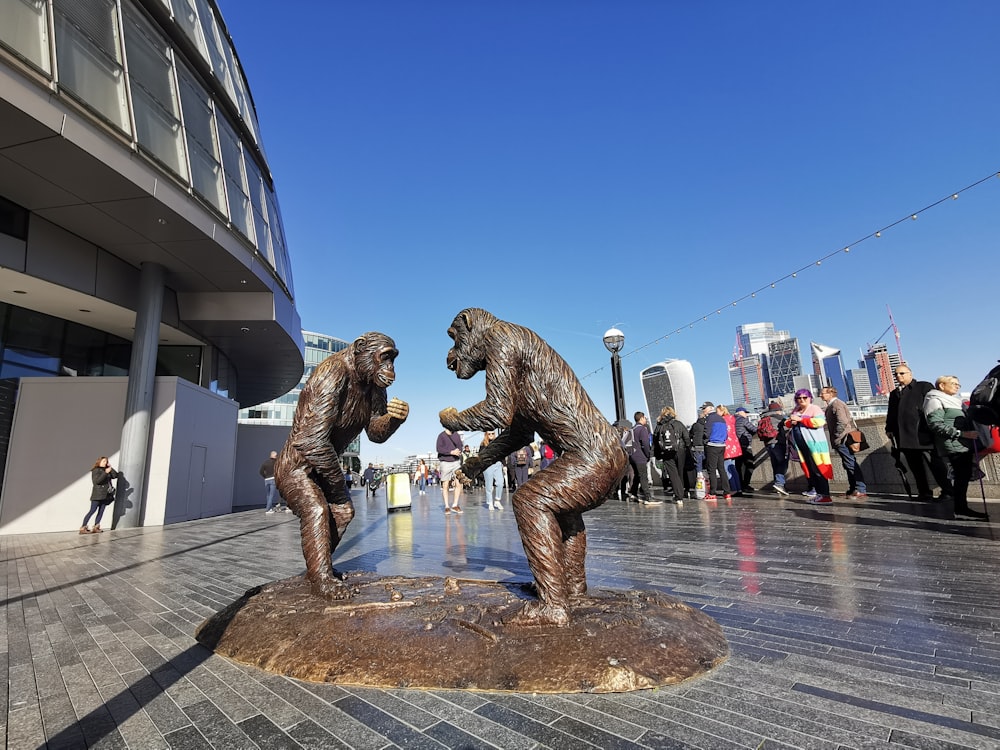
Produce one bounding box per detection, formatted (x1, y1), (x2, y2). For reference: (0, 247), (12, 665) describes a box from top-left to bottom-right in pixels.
(82, 456), (118, 534)
(923, 375), (987, 520)
(785, 389), (834, 505)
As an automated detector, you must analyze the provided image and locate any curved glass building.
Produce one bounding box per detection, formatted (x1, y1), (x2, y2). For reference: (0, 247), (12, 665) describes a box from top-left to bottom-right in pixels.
(640, 359), (697, 427)
(0, 0), (304, 532)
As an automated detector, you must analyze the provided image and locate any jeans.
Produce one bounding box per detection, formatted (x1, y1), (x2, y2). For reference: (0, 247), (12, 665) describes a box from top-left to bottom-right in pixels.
(724, 459), (742, 493)
(766, 442), (788, 487)
(82, 501), (107, 527)
(835, 443), (867, 494)
(417, 475), (426, 493)
(264, 478), (276, 510)
(692, 449), (705, 472)
(483, 462), (504, 501)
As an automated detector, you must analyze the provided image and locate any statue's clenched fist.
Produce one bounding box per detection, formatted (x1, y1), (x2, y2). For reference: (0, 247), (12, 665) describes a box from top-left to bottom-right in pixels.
(387, 397), (409, 421)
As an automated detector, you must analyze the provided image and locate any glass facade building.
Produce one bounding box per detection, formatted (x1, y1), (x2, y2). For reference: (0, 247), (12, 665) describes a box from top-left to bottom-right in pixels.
(767, 337), (803, 397)
(0, 0), (304, 529)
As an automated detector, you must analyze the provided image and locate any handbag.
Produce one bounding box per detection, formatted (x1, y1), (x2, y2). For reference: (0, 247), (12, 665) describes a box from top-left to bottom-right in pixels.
(845, 429), (869, 453)
(104, 483), (116, 503)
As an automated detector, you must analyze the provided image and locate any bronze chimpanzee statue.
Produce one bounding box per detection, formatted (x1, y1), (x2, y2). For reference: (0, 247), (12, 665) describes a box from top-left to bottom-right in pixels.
(440, 308), (627, 626)
(275, 332), (408, 599)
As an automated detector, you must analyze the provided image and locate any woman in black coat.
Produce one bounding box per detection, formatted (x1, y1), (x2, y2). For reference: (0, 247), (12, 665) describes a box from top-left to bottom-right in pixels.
(81, 456), (118, 534)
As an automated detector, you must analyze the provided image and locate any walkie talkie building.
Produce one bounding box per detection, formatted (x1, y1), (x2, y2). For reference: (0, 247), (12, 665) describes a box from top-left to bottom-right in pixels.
(640, 359), (697, 427)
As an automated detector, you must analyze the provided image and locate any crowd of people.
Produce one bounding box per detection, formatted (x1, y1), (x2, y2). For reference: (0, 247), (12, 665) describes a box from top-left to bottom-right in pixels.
(238, 365), (991, 523)
(611, 364), (991, 520)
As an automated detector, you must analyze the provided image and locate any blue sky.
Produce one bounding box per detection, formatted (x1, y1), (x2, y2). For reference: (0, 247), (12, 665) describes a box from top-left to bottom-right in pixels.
(218, 1), (1000, 462)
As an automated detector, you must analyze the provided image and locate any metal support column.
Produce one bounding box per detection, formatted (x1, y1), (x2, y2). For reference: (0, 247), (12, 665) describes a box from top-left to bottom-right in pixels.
(114, 262), (165, 528)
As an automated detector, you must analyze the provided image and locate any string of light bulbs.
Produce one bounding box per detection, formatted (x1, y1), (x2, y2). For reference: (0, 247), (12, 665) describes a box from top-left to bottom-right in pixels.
(580, 169), (1000, 381)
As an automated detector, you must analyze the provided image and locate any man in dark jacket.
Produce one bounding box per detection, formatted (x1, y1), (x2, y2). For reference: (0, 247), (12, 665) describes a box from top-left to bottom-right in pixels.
(885, 365), (953, 501)
(628, 411), (659, 504)
(689, 403), (712, 474)
(734, 407), (757, 492)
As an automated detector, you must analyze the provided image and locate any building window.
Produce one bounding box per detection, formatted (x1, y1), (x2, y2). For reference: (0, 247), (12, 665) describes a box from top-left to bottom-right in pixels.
(218, 118), (252, 240)
(123, 5), (188, 179)
(178, 66), (226, 213)
(0, 0), (52, 74)
(53, 0), (130, 132)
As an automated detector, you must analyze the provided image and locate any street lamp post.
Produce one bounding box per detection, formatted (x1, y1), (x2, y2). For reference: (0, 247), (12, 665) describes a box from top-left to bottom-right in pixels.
(603, 328), (626, 423)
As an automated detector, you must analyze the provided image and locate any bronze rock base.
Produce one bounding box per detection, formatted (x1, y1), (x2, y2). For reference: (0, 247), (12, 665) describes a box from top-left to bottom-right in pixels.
(195, 573), (729, 693)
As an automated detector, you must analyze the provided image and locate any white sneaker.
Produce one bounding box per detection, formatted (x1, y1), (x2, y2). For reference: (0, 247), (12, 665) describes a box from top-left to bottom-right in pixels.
(265, 509), (275, 514)
(774, 485), (789, 496)
(494, 501), (504, 510)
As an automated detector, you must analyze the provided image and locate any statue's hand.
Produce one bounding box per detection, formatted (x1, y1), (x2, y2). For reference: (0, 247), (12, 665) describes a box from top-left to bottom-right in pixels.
(439, 406), (460, 430)
(459, 455), (484, 479)
(455, 469), (474, 487)
(387, 397), (409, 421)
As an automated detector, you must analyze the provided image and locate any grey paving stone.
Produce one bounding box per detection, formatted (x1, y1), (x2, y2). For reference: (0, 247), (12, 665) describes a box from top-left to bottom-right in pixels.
(286, 718), (350, 750)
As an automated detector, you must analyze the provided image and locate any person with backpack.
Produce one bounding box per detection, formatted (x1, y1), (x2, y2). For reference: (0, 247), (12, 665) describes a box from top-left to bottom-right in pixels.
(758, 401), (790, 495)
(654, 406), (690, 503)
(507, 444), (533, 493)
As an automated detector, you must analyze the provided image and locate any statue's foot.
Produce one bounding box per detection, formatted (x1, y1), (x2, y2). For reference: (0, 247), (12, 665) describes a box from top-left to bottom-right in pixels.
(505, 600), (570, 628)
(310, 575), (352, 601)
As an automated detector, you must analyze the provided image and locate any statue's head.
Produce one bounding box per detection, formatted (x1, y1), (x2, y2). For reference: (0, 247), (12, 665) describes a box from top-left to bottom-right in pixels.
(446, 308), (497, 380)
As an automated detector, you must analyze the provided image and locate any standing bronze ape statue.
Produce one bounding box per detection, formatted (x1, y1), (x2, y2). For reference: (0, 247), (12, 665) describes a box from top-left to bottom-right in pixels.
(276, 332), (408, 599)
(440, 308), (627, 627)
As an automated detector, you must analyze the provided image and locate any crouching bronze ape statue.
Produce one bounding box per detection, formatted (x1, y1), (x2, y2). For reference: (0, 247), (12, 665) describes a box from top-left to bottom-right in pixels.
(276, 332), (408, 599)
(440, 308), (627, 627)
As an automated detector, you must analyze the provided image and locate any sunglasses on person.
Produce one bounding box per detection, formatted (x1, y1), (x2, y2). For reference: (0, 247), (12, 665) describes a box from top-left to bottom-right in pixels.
(795, 396), (809, 400)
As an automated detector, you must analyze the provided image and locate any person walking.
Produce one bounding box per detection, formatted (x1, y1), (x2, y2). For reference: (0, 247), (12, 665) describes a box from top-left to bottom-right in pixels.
(786, 389), (834, 504)
(81, 456), (118, 534)
(923, 375), (988, 520)
(436, 427), (464, 513)
(821, 386), (868, 499)
(480, 431), (505, 510)
(886, 365), (954, 501)
(414, 458), (429, 495)
(259, 450), (281, 514)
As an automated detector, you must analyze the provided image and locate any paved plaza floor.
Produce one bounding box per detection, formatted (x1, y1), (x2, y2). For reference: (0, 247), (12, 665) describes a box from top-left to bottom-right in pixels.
(3, 484), (1000, 749)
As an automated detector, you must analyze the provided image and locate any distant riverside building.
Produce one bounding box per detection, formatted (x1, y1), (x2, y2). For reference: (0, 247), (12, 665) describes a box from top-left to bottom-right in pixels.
(862, 343), (902, 396)
(0, 0), (304, 533)
(728, 354), (769, 409)
(811, 342), (852, 401)
(640, 360), (697, 426)
(794, 374), (821, 394)
(847, 367), (873, 403)
(767, 337), (803, 397)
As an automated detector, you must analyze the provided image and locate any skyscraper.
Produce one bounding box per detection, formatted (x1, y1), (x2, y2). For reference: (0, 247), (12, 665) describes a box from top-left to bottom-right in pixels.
(811, 342), (851, 401)
(737, 322), (791, 357)
(863, 343), (902, 396)
(767, 338), (803, 396)
(728, 354), (769, 409)
(640, 360), (697, 426)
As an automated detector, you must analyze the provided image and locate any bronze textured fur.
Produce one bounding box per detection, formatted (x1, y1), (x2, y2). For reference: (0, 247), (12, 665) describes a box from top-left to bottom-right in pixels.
(440, 308), (627, 626)
(275, 332), (408, 599)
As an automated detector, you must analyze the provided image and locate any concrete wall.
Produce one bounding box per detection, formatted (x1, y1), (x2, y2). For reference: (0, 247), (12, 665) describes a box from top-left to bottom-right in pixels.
(0, 376), (238, 534)
(739, 418), (1000, 497)
(233, 423), (290, 509)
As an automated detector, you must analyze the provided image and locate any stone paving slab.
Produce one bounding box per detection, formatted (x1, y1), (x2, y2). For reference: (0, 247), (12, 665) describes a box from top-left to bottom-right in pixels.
(2, 487), (999, 748)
